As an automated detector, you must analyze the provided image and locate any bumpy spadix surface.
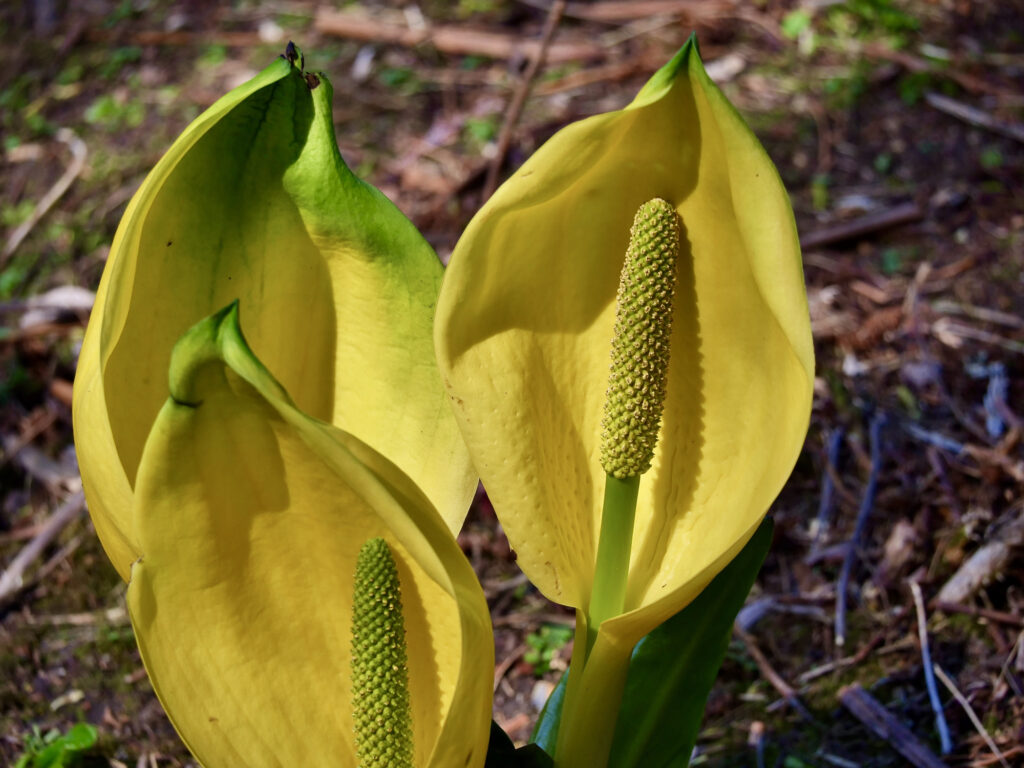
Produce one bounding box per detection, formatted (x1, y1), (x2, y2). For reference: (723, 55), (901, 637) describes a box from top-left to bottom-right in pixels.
(352, 538), (414, 768)
(436, 38), (814, 647)
(73, 51), (475, 581)
(600, 198), (680, 480)
(127, 305), (492, 768)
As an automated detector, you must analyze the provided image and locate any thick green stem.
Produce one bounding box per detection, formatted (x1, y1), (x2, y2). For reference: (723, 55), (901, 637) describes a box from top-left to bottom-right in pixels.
(586, 473), (640, 653)
(551, 474), (639, 768)
(553, 622), (634, 768)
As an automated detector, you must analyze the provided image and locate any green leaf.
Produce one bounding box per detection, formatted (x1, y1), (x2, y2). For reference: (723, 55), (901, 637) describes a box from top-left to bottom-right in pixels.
(531, 671), (567, 755)
(13, 724), (98, 768)
(56, 724), (97, 753)
(781, 9), (812, 38)
(532, 521), (771, 765)
(608, 518), (774, 768)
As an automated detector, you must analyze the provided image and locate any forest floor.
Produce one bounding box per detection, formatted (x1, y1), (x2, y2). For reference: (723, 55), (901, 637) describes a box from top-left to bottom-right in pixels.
(1, 1), (1022, 766)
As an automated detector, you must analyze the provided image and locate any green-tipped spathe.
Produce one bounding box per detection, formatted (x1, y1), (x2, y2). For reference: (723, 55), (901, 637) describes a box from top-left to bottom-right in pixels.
(73, 45), (477, 582)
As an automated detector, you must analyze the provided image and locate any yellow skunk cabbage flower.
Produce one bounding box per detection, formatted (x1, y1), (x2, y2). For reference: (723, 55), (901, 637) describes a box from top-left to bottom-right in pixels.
(73, 47), (475, 581)
(128, 303), (493, 768)
(435, 38), (813, 759)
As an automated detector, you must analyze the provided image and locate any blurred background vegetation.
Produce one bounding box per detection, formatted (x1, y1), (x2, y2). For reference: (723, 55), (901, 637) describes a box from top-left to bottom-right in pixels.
(1, 1), (1022, 766)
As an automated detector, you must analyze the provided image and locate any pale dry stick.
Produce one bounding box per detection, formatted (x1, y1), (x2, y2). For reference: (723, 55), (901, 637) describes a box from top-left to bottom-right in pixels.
(481, 0), (567, 201)
(937, 505), (1024, 604)
(973, 747), (1024, 768)
(930, 300), (1024, 331)
(818, 754), (859, 768)
(0, 490), (86, 603)
(28, 606), (128, 627)
(598, 13), (677, 49)
(931, 317), (1024, 356)
(809, 428), (843, 554)
(798, 636), (916, 684)
(1, 129), (87, 268)
(933, 664), (1010, 768)
(910, 580), (953, 755)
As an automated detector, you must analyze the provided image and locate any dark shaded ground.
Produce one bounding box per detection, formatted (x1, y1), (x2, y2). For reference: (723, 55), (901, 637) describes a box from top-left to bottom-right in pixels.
(1, 1), (1023, 766)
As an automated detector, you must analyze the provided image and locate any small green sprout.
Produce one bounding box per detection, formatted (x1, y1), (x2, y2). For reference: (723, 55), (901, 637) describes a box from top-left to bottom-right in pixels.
(13, 723), (98, 768)
(524, 625), (574, 676)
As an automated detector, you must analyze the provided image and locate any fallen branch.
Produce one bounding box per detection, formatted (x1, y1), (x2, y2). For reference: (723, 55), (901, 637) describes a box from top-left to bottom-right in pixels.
(838, 683), (947, 768)
(0, 491), (86, 604)
(314, 7), (603, 63)
(799, 202), (922, 251)
(925, 92), (1024, 144)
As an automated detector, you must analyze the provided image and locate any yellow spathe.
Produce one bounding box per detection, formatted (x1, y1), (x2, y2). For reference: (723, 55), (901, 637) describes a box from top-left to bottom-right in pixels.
(74, 53), (475, 580)
(128, 304), (493, 768)
(435, 38), (814, 648)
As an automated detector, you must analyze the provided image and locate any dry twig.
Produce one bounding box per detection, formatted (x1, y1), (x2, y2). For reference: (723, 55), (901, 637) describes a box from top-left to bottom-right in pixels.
(2, 129), (87, 268)
(734, 627), (813, 720)
(809, 428), (843, 554)
(799, 202), (923, 251)
(493, 643), (527, 692)
(482, 0), (567, 200)
(933, 664), (1010, 768)
(0, 491), (86, 604)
